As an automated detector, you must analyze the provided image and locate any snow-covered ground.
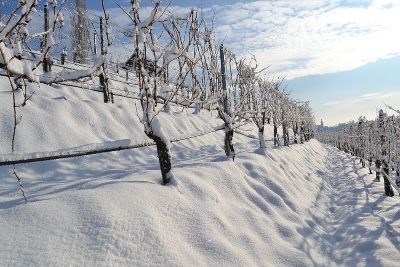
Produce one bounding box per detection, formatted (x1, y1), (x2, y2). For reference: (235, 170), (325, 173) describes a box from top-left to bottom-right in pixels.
(0, 76), (399, 266)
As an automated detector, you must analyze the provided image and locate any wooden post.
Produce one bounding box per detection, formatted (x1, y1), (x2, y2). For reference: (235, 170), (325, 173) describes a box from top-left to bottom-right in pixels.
(59, 20), (65, 65)
(93, 31), (97, 55)
(219, 44), (235, 159)
(220, 44), (227, 112)
(61, 47), (66, 65)
(100, 17), (104, 56)
(99, 17), (109, 103)
(43, 3), (50, 72)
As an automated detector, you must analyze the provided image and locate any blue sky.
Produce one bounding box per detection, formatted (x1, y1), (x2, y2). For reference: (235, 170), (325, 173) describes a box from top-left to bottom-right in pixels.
(2, 0), (400, 125)
(101, 0), (400, 125)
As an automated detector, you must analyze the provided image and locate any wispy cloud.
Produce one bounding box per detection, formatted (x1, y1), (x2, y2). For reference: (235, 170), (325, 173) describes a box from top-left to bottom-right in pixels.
(321, 101), (343, 106)
(318, 90), (400, 125)
(359, 92), (395, 100)
(359, 92), (380, 98)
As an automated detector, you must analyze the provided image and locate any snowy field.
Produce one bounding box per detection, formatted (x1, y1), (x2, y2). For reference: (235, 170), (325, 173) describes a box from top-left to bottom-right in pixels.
(0, 76), (399, 266)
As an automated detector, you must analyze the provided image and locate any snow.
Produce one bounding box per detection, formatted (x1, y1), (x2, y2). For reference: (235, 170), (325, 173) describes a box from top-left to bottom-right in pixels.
(0, 76), (399, 266)
(163, 44), (185, 67)
(0, 42), (29, 77)
(160, 82), (173, 99)
(0, 75), (221, 155)
(0, 42), (13, 65)
(219, 109), (233, 130)
(22, 59), (35, 81)
(13, 41), (22, 57)
(39, 55), (105, 84)
(56, 12), (64, 26)
(0, 139), (133, 163)
(258, 131), (266, 149)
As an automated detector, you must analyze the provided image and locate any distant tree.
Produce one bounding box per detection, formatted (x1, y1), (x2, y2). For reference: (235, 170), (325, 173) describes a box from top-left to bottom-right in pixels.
(270, 79), (284, 146)
(317, 108), (399, 197)
(378, 110), (394, 196)
(71, 0), (89, 64)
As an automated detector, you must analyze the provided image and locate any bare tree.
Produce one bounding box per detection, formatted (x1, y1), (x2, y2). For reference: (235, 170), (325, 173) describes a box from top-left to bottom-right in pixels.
(251, 77), (271, 149)
(269, 78), (285, 146)
(0, 0), (106, 85)
(0, 0), (111, 200)
(378, 110), (395, 196)
(125, 1), (204, 184)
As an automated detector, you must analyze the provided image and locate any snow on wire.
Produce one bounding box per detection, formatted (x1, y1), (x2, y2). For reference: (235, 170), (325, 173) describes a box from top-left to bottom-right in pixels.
(0, 125), (225, 166)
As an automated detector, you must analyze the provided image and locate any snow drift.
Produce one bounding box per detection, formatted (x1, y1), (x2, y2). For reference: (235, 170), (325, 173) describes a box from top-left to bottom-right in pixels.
(0, 76), (399, 266)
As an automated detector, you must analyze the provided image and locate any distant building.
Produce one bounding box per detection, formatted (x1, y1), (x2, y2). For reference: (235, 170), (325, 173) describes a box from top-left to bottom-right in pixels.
(317, 119), (324, 132)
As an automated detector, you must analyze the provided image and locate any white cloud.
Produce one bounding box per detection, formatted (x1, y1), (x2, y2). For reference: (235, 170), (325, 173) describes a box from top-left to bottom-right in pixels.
(22, 1), (399, 79)
(93, 0), (400, 79)
(203, 0), (400, 79)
